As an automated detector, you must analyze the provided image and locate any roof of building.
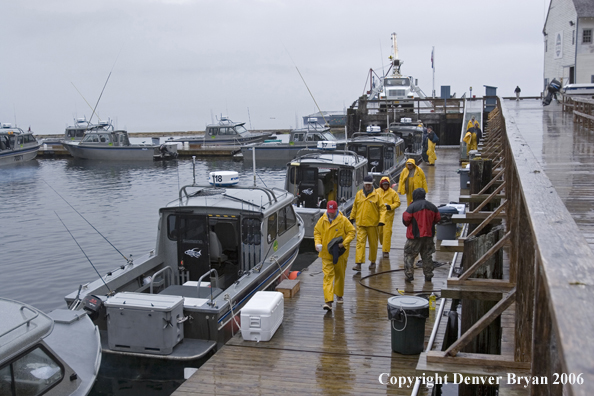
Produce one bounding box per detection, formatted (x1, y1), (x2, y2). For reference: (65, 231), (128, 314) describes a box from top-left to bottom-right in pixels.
(573, 0), (594, 18)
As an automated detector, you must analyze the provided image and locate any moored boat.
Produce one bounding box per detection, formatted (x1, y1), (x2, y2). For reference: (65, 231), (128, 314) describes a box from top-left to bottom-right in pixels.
(62, 129), (177, 161)
(0, 123), (40, 166)
(0, 297), (101, 396)
(63, 169), (304, 378)
(238, 119), (345, 162)
(171, 117), (273, 149)
(347, 126), (406, 185)
(388, 118), (424, 163)
(285, 148), (367, 238)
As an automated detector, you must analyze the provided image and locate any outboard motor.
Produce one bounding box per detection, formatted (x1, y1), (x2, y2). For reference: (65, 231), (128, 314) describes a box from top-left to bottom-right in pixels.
(543, 78), (561, 106)
(82, 294), (105, 321)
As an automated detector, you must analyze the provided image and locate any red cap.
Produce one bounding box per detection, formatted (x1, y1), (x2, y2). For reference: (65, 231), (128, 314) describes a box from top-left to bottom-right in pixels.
(327, 200), (338, 213)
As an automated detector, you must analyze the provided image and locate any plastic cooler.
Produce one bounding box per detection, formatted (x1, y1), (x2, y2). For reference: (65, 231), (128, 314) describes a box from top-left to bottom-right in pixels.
(387, 296), (429, 355)
(436, 205), (459, 240)
(241, 291), (284, 342)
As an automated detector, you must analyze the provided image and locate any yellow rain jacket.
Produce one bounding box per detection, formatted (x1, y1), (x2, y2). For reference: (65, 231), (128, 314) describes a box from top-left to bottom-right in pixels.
(467, 119), (480, 131)
(350, 187), (386, 226)
(376, 177), (401, 252)
(314, 211), (356, 261)
(398, 159), (428, 205)
(427, 139), (437, 165)
(463, 131), (478, 154)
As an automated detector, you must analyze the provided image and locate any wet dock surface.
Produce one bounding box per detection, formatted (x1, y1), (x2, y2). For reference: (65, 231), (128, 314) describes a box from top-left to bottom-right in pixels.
(503, 99), (594, 249)
(173, 149), (461, 395)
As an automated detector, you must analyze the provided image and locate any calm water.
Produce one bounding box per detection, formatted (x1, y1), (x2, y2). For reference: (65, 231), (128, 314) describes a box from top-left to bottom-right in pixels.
(0, 157), (287, 312)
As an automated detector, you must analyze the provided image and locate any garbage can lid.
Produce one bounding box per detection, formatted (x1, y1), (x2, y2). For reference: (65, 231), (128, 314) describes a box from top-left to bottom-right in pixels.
(387, 296), (429, 310)
(438, 206), (458, 215)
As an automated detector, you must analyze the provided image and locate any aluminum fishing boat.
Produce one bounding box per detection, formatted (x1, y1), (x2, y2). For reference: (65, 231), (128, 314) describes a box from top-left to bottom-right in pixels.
(285, 148), (367, 238)
(238, 119), (345, 162)
(64, 169), (304, 378)
(172, 117), (273, 149)
(0, 297), (101, 396)
(62, 129), (177, 161)
(347, 126), (406, 185)
(388, 118), (424, 163)
(0, 123), (40, 166)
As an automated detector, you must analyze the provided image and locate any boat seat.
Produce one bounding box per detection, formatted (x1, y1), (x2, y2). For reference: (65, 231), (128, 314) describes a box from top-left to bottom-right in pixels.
(160, 285), (223, 299)
(214, 222), (237, 252)
(210, 231), (228, 263)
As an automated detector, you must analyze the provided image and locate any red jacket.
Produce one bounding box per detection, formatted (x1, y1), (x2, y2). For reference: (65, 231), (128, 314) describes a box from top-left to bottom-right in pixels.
(402, 189), (441, 239)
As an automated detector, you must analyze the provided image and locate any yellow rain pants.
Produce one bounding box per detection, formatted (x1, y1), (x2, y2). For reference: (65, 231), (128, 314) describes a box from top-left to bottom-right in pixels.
(322, 256), (347, 303)
(427, 139), (437, 165)
(355, 225), (379, 263)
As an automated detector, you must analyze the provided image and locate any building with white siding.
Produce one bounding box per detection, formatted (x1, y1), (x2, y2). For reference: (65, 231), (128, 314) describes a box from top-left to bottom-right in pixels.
(543, 0), (594, 89)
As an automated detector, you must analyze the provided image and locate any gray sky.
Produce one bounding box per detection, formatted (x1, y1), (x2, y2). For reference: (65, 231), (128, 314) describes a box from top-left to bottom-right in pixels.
(1, 0), (549, 133)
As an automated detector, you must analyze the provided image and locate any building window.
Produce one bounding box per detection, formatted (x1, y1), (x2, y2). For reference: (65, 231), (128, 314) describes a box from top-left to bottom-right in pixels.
(583, 29), (592, 44)
(591, 75), (594, 83)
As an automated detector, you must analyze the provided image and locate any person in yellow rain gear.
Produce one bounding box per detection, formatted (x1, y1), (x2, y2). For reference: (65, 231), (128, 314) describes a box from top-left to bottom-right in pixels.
(463, 126), (478, 155)
(466, 116), (480, 132)
(314, 200), (355, 312)
(397, 159), (428, 206)
(376, 177), (401, 259)
(426, 126), (439, 166)
(350, 175), (386, 272)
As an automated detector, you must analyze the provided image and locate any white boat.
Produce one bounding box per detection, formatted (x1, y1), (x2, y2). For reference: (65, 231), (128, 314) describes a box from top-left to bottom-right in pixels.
(0, 123), (40, 166)
(285, 148), (368, 238)
(238, 119), (346, 162)
(347, 126), (406, 185)
(0, 297), (101, 396)
(62, 129), (177, 161)
(562, 83), (594, 95)
(63, 169), (304, 378)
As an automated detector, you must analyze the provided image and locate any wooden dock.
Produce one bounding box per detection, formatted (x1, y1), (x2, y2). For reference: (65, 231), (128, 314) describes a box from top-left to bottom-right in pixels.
(173, 148), (465, 395)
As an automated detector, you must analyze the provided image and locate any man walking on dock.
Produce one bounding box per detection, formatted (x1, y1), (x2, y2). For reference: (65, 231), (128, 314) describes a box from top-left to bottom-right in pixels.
(314, 201), (355, 312)
(376, 177), (401, 259)
(351, 175), (386, 272)
(397, 159), (428, 206)
(426, 126), (439, 166)
(515, 86), (521, 101)
(402, 188), (441, 283)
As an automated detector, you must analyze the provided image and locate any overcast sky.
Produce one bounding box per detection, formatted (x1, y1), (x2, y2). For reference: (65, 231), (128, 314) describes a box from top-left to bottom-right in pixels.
(1, 0), (550, 133)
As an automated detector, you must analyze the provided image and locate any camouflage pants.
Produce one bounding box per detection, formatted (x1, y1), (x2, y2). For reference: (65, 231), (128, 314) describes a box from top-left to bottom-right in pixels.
(403, 237), (436, 280)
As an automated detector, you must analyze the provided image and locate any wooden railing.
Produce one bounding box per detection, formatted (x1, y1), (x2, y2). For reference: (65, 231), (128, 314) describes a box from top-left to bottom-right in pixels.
(561, 95), (594, 130)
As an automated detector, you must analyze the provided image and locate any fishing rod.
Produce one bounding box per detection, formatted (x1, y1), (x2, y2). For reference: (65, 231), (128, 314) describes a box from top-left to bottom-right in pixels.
(44, 180), (131, 263)
(89, 51), (121, 124)
(55, 211), (112, 293)
(282, 44), (329, 127)
(71, 82), (102, 123)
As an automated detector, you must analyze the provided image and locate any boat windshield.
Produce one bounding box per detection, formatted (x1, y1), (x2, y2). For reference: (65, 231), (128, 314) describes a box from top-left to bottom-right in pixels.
(321, 132), (336, 141)
(235, 125), (249, 136)
(384, 78), (410, 87)
(82, 133), (112, 143)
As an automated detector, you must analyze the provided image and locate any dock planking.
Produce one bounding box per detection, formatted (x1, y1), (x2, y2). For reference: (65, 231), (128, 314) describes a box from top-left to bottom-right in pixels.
(174, 149), (462, 395)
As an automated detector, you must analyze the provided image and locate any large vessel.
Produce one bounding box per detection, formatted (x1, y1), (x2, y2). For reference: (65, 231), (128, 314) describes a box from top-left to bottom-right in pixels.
(62, 129), (177, 161)
(285, 148), (367, 238)
(0, 123), (40, 166)
(347, 126), (406, 185)
(368, 33), (426, 109)
(0, 297), (101, 396)
(64, 169), (304, 377)
(239, 119), (345, 162)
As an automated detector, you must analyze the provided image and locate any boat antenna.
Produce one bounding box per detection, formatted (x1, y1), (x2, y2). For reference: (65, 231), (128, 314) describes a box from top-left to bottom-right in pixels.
(89, 52), (121, 124)
(282, 44), (329, 127)
(55, 211), (112, 293)
(71, 82), (102, 123)
(43, 180), (131, 263)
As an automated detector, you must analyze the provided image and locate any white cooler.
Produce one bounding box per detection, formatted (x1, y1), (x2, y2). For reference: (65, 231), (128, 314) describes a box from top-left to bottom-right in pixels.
(241, 291), (284, 342)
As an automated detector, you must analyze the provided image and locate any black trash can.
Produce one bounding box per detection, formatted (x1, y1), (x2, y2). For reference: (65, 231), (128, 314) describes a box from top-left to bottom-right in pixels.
(436, 206), (459, 240)
(387, 296), (429, 355)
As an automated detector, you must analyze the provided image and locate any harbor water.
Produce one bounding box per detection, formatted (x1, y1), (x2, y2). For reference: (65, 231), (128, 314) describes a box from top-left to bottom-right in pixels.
(0, 157), (297, 395)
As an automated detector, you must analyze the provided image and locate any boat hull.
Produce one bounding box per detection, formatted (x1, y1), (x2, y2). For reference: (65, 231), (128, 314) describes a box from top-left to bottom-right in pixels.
(0, 145), (39, 166)
(63, 142), (157, 161)
(174, 133), (271, 147)
(240, 142), (347, 162)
